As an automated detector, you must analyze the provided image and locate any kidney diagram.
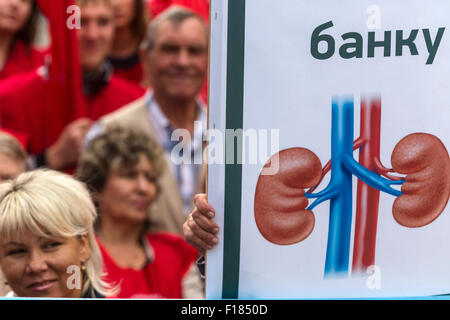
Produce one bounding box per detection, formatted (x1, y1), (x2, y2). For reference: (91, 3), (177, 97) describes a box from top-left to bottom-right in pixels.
(254, 97), (450, 278)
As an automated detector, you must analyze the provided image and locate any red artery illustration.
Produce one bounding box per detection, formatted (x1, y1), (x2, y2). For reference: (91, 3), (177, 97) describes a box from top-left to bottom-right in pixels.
(353, 98), (386, 274)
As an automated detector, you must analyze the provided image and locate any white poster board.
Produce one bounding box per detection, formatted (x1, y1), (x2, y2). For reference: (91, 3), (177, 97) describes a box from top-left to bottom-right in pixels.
(206, 0), (450, 299)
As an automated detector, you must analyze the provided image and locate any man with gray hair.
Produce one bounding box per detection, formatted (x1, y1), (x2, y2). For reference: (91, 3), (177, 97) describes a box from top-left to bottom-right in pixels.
(88, 6), (209, 237)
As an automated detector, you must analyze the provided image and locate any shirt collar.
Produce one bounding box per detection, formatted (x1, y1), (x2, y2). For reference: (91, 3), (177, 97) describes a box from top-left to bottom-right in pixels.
(147, 92), (207, 143)
(147, 92), (171, 132)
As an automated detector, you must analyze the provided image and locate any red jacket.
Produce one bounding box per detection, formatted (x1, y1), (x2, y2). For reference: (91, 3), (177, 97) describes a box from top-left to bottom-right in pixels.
(0, 71), (145, 154)
(98, 233), (198, 299)
(109, 53), (144, 86)
(112, 62), (144, 86)
(84, 75), (146, 121)
(0, 41), (46, 81)
(0, 0), (146, 155)
(0, 70), (47, 154)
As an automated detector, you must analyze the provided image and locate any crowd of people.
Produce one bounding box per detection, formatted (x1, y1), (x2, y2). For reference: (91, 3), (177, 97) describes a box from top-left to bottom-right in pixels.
(0, 0), (213, 299)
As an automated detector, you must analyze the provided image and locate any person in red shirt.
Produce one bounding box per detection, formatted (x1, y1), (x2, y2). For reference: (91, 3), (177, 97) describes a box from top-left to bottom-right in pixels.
(0, 0), (145, 171)
(77, 126), (203, 299)
(108, 0), (149, 86)
(0, 0), (46, 81)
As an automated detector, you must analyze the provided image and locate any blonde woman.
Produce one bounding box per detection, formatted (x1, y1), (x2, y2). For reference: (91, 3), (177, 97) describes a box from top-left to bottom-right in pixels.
(0, 169), (112, 298)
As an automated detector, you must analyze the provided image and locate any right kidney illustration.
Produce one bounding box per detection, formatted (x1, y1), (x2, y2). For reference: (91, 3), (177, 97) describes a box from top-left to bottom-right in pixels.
(391, 133), (450, 227)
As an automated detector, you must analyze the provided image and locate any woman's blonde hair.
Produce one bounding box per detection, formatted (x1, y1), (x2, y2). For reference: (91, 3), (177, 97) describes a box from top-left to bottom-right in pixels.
(0, 132), (29, 171)
(0, 169), (113, 297)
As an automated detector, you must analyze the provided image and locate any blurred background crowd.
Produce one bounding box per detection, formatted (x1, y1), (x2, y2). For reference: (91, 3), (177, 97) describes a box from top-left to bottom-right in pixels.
(0, 0), (210, 299)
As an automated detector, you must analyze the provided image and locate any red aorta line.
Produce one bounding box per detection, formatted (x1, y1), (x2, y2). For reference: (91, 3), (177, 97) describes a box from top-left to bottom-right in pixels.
(352, 98), (382, 275)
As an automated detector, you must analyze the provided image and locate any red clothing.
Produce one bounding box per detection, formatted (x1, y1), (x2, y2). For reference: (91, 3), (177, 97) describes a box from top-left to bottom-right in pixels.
(0, 41), (46, 81)
(37, 0), (85, 142)
(109, 53), (144, 86)
(0, 70), (47, 153)
(148, 0), (210, 22)
(98, 233), (198, 299)
(113, 62), (144, 86)
(0, 0), (147, 155)
(199, 77), (208, 105)
(84, 75), (146, 121)
(0, 71), (145, 154)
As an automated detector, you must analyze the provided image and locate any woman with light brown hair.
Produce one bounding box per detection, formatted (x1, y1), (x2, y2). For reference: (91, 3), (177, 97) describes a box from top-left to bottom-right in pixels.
(77, 126), (203, 298)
